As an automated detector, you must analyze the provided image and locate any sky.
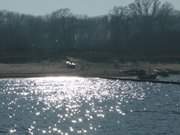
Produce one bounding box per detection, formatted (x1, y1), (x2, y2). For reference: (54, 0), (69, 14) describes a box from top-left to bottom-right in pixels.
(0, 0), (180, 16)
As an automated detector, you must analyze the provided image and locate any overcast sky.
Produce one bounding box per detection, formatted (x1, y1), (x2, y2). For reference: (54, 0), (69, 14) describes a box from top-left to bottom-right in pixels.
(0, 0), (180, 16)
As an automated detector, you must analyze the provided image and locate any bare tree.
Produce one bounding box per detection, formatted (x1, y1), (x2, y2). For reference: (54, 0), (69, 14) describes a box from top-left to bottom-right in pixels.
(129, 0), (162, 17)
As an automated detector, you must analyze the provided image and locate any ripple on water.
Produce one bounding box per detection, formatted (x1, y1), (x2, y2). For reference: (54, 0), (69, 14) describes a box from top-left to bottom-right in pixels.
(0, 77), (180, 135)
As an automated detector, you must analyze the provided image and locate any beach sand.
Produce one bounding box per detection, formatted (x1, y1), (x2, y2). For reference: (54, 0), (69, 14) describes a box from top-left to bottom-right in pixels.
(0, 59), (180, 78)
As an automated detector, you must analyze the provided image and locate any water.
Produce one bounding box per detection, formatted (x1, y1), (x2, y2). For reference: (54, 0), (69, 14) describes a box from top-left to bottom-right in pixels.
(158, 74), (180, 82)
(0, 77), (180, 135)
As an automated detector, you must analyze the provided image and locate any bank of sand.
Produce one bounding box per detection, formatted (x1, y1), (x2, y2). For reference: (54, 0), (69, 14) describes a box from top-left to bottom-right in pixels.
(0, 59), (180, 79)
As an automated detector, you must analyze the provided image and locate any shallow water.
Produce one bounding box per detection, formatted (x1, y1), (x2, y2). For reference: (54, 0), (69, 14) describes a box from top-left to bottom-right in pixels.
(158, 74), (180, 82)
(0, 77), (180, 135)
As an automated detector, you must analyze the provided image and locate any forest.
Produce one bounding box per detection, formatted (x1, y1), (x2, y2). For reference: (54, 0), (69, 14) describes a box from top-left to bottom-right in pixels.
(0, 0), (180, 62)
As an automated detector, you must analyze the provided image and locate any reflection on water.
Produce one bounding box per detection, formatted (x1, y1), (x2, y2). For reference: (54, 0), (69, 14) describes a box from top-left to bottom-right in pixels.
(0, 77), (180, 135)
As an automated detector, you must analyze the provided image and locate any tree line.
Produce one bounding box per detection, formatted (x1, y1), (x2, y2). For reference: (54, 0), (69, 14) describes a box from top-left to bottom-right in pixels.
(0, 0), (180, 61)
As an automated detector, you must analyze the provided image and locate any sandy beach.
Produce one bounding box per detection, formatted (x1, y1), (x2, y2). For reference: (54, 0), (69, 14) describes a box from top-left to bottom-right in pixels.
(0, 58), (180, 79)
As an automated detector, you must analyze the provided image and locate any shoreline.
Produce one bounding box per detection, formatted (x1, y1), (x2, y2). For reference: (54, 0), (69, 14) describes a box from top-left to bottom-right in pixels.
(0, 72), (180, 85)
(0, 61), (180, 84)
